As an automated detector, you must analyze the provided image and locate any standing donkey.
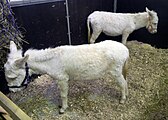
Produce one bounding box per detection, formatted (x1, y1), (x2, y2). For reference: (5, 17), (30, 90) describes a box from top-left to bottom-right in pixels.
(87, 7), (159, 44)
(4, 40), (129, 113)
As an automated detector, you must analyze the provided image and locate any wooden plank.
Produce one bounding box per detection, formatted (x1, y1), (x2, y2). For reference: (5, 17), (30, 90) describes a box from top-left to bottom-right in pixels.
(0, 105), (13, 120)
(1, 113), (13, 120)
(0, 105), (8, 114)
(0, 92), (32, 120)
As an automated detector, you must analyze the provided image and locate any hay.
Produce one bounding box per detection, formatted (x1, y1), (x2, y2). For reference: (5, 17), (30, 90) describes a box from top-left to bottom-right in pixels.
(0, 0), (23, 49)
(7, 41), (168, 120)
(0, 0), (25, 70)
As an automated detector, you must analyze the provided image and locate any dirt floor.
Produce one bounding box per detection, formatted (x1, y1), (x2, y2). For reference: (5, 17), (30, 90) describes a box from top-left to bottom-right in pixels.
(7, 41), (168, 120)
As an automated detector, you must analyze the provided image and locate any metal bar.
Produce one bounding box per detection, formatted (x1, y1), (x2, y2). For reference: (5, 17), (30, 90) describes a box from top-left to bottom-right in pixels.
(113, 0), (117, 13)
(10, 0), (64, 7)
(65, 0), (71, 45)
(0, 91), (32, 120)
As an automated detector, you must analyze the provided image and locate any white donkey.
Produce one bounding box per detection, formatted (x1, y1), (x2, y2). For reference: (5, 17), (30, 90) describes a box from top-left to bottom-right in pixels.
(4, 40), (129, 113)
(87, 7), (159, 44)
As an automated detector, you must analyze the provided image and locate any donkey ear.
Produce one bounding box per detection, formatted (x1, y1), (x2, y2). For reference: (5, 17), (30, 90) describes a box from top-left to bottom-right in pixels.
(14, 54), (29, 68)
(146, 7), (153, 17)
(146, 7), (150, 12)
(10, 41), (17, 53)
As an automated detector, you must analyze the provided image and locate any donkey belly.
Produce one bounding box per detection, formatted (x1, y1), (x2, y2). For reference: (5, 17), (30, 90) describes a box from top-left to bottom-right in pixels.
(68, 65), (107, 80)
(102, 25), (123, 36)
(103, 30), (121, 36)
(101, 20), (127, 36)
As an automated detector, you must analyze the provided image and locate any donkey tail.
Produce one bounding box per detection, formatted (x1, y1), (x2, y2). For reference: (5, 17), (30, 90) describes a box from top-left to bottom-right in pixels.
(87, 17), (91, 43)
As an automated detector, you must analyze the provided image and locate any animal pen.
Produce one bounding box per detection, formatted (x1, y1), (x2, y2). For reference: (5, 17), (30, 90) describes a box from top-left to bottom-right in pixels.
(0, 0), (168, 119)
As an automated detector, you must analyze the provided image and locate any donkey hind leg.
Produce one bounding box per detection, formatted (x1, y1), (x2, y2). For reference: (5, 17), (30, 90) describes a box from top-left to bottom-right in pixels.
(117, 75), (128, 104)
(89, 28), (101, 44)
(122, 59), (129, 96)
(57, 77), (69, 114)
(110, 70), (128, 104)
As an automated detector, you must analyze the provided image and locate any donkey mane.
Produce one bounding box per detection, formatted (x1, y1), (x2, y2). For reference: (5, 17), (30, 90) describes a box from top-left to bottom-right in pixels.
(25, 47), (61, 62)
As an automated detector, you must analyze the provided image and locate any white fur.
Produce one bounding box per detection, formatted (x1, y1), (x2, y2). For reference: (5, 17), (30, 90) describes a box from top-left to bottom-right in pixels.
(5, 40), (129, 113)
(87, 8), (158, 44)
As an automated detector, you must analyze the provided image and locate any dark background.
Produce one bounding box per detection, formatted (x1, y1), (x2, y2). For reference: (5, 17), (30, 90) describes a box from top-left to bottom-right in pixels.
(11, 0), (168, 49)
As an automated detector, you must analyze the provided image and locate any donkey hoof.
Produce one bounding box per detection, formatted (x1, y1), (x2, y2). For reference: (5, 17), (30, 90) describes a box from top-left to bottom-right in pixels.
(119, 99), (125, 104)
(59, 108), (65, 114)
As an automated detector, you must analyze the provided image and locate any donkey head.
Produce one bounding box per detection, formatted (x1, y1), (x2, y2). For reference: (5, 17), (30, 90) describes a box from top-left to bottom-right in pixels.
(4, 41), (29, 92)
(146, 7), (159, 34)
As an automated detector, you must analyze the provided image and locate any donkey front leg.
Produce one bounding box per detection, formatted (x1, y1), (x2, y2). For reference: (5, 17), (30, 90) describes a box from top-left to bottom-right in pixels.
(57, 78), (69, 114)
(122, 32), (130, 45)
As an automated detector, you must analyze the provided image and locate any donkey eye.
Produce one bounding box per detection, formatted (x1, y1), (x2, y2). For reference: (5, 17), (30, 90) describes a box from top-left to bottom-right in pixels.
(153, 23), (157, 25)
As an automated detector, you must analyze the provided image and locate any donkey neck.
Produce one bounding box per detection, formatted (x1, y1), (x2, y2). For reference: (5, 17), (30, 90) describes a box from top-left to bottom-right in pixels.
(134, 12), (149, 30)
(24, 48), (60, 75)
